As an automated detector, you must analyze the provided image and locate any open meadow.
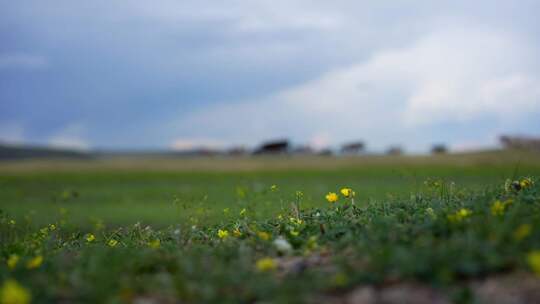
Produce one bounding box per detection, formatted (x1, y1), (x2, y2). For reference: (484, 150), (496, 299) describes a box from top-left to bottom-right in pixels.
(2, 151), (540, 303)
(2, 151), (540, 227)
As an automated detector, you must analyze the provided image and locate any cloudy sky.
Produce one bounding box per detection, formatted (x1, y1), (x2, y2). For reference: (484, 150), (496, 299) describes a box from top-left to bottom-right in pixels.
(1, 1), (539, 152)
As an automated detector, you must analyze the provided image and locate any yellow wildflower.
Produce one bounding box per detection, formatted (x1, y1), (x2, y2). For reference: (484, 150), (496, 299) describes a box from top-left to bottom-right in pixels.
(491, 200), (505, 216)
(270, 185), (278, 191)
(513, 224), (532, 241)
(233, 228), (242, 237)
(108, 239), (119, 247)
(458, 208), (472, 217)
(1, 279), (31, 304)
(448, 208), (472, 222)
(148, 239), (160, 249)
(277, 214), (283, 220)
(217, 229), (229, 239)
(6, 255), (19, 270)
(527, 250), (540, 275)
(325, 192), (338, 203)
(48, 224), (56, 231)
(258, 231), (271, 241)
(340, 188), (354, 198)
(26, 255), (43, 269)
(520, 177), (533, 189)
(86, 234), (96, 243)
(256, 258), (277, 272)
(289, 217), (303, 225)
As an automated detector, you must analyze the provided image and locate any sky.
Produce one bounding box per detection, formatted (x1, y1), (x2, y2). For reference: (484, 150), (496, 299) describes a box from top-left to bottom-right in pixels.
(1, 1), (540, 152)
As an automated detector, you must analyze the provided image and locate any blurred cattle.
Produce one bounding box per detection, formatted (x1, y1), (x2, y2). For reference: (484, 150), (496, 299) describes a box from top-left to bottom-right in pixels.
(253, 139), (289, 154)
(341, 141), (365, 155)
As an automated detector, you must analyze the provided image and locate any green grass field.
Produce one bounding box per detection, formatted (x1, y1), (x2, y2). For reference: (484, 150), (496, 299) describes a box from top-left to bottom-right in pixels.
(2, 151), (540, 227)
(2, 151), (540, 303)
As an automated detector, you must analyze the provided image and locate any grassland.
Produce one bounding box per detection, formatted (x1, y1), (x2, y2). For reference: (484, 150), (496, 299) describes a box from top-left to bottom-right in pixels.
(1, 151), (540, 303)
(2, 151), (540, 227)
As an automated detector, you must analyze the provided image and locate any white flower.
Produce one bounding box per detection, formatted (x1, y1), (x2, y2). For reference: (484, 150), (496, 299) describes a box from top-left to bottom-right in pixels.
(273, 237), (292, 253)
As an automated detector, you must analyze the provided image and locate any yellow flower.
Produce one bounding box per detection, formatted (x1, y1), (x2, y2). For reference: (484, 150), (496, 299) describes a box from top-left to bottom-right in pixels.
(48, 224), (56, 231)
(277, 214), (283, 220)
(325, 192), (338, 203)
(258, 231), (271, 241)
(270, 185), (278, 191)
(233, 228), (242, 237)
(289, 217), (303, 226)
(148, 239), (160, 249)
(520, 179), (529, 188)
(340, 188), (354, 198)
(239, 208), (247, 217)
(458, 208), (472, 217)
(448, 208), (472, 223)
(520, 177), (533, 189)
(256, 258), (277, 272)
(26, 255), (43, 269)
(86, 234), (96, 243)
(506, 177), (533, 192)
(6, 255), (19, 270)
(491, 200), (506, 216)
(217, 229), (229, 239)
(108, 239), (118, 247)
(1, 279), (31, 304)
(527, 250), (540, 275)
(514, 224), (532, 241)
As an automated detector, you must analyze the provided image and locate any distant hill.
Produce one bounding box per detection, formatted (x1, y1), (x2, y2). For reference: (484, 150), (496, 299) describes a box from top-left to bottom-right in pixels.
(0, 144), (92, 160)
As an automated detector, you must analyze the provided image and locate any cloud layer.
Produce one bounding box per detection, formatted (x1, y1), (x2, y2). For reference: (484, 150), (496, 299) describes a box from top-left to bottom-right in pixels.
(1, 1), (539, 151)
(172, 27), (540, 151)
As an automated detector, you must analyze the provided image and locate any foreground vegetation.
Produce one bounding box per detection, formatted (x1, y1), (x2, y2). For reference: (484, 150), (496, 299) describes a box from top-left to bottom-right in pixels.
(1, 172), (540, 303)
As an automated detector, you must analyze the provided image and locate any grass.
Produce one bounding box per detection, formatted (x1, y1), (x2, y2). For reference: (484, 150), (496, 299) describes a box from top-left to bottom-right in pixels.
(2, 151), (540, 227)
(1, 152), (540, 303)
